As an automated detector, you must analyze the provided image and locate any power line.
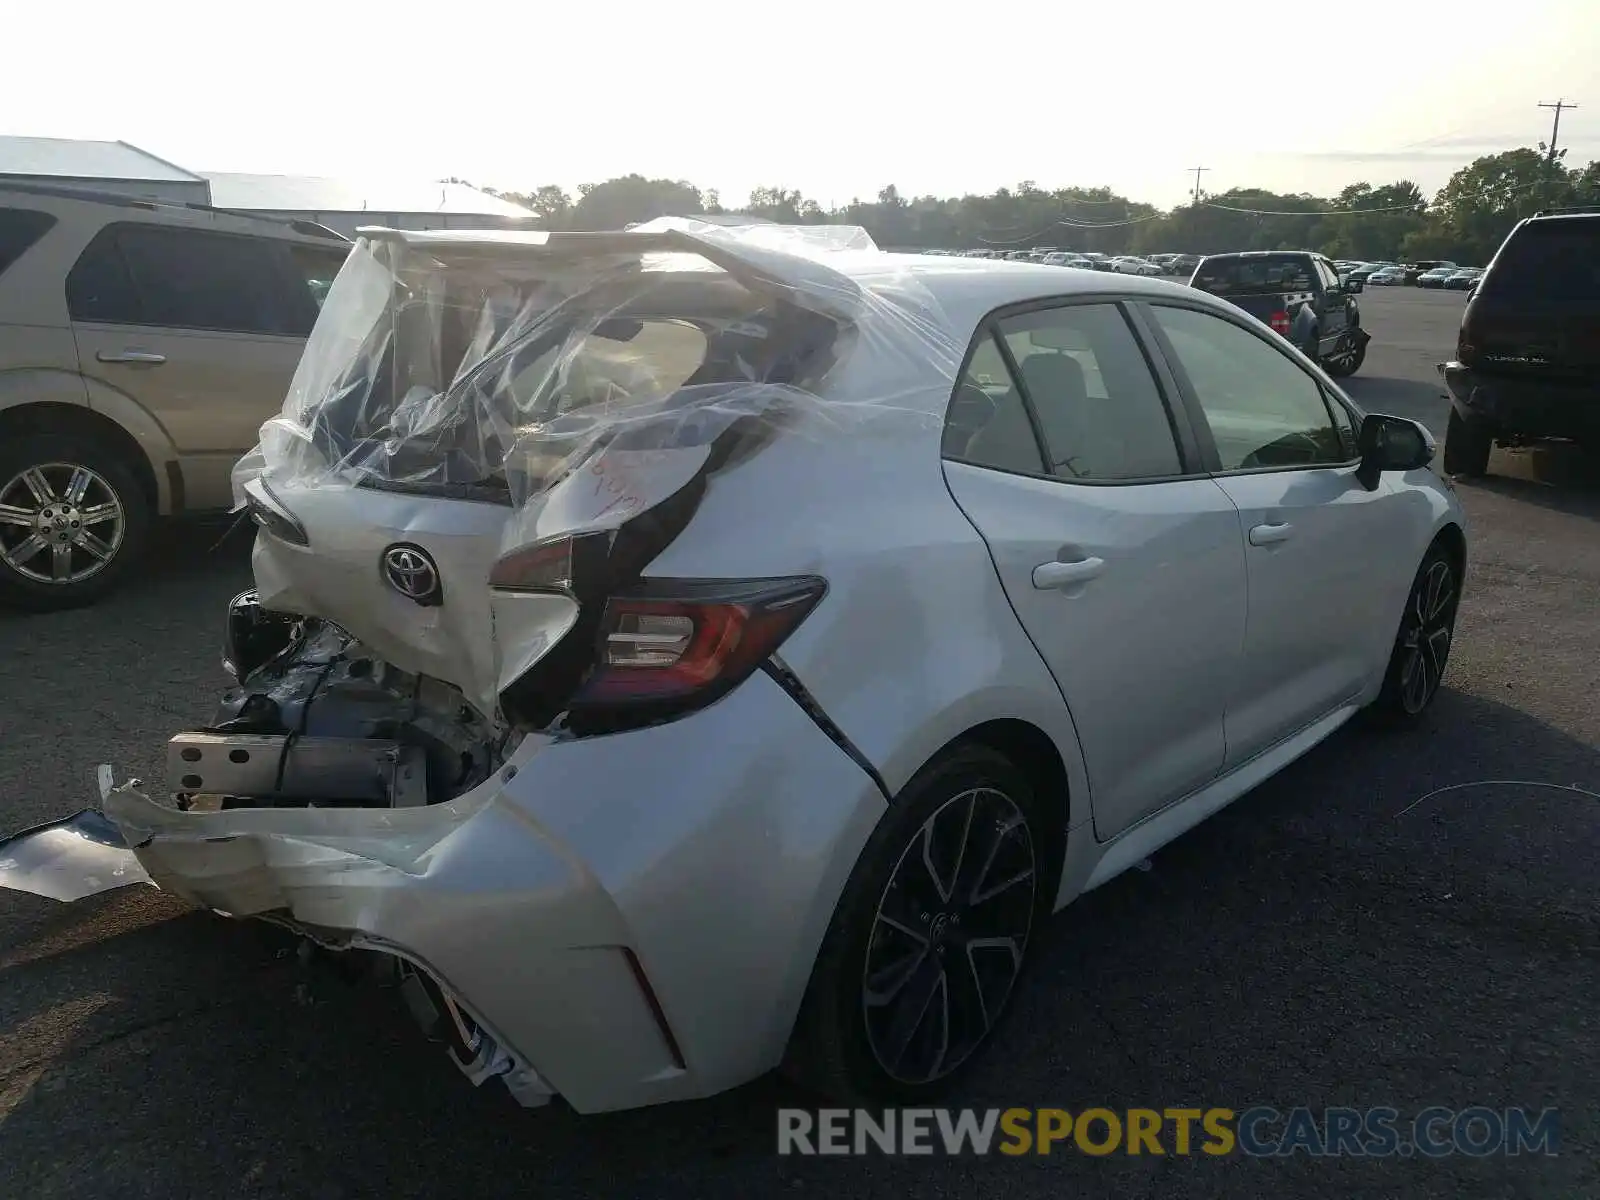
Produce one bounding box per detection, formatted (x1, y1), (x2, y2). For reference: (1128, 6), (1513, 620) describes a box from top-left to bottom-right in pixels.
(1201, 199), (1423, 217)
(1538, 99), (1579, 162)
(1188, 166), (1209, 206)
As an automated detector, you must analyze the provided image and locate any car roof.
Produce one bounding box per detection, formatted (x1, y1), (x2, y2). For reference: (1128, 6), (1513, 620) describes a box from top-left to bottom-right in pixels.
(860, 253), (1209, 329)
(1198, 249), (1316, 259)
(0, 179), (348, 244)
(354, 226), (1216, 341)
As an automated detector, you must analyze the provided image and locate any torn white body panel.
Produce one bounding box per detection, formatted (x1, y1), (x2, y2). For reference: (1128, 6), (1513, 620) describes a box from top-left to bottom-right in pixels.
(90, 665), (886, 1114)
(0, 804), (152, 902)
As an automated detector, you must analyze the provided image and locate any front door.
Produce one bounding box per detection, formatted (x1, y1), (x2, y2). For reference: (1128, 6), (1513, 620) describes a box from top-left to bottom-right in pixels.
(942, 300), (1248, 839)
(65, 221), (319, 510)
(1143, 301), (1406, 763)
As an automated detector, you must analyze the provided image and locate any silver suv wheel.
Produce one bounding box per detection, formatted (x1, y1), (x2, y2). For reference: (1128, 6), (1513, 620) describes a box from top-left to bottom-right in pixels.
(0, 461), (128, 585)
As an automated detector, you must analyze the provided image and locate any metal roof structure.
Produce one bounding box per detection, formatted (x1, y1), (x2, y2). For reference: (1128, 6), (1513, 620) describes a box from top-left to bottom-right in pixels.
(0, 135), (202, 183)
(202, 172), (536, 218)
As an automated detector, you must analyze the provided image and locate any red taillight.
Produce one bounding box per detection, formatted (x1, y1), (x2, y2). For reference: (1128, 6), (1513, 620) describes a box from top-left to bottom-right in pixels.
(1269, 310), (1291, 337)
(575, 579), (826, 710)
(490, 530), (827, 731)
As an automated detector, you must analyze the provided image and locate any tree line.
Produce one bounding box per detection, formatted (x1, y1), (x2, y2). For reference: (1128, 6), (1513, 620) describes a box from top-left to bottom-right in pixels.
(487, 145), (1600, 267)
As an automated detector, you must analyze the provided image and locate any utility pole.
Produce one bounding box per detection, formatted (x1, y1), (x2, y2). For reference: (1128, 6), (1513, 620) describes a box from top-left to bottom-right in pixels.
(1538, 99), (1578, 162)
(1188, 166), (1210, 206)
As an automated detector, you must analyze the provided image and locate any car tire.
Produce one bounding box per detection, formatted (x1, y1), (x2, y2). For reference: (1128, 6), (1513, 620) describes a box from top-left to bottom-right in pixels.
(784, 744), (1051, 1104)
(0, 432), (152, 612)
(1323, 330), (1366, 377)
(1442, 408), (1492, 477)
(1368, 541), (1461, 725)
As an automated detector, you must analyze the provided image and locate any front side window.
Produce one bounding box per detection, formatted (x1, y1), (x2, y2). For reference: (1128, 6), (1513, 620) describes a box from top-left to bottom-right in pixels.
(1150, 304), (1349, 471)
(116, 226), (296, 335)
(68, 223), (301, 335)
(290, 244), (351, 315)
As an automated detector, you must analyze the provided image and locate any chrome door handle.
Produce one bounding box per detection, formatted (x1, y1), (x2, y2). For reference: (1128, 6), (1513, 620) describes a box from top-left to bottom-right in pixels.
(1249, 522), (1294, 546)
(96, 349), (166, 365)
(1032, 557), (1105, 589)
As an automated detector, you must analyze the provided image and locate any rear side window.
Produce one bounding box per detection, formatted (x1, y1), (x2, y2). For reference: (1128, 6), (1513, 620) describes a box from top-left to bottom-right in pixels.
(68, 223), (305, 335)
(1481, 220), (1600, 308)
(1193, 255), (1313, 296)
(997, 304), (1182, 480)
(945, 303), (1184, 482)
(0, 208), (56, 278)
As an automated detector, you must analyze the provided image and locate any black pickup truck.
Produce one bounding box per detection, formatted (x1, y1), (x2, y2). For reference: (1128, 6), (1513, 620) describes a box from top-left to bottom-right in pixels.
(1187, 250), (1371, 376)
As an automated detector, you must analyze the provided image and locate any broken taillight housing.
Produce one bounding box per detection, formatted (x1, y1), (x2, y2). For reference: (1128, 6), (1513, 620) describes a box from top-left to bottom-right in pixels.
(246, 479), (308, 546)
(490, 534), (826, 733)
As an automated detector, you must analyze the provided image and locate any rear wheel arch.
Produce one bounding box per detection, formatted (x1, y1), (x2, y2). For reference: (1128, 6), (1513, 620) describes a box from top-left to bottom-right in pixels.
(783, 723), (1070, 1101)
(1431, 521), (1467, 586)
(0, 401), (160, 511)
(899, 719), (1072, 895)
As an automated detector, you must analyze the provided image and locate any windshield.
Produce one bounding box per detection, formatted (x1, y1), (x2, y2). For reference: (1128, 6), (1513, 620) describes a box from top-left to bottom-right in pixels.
(1192, 255), (1313, 295)
(261, 236), (849, 498)
(1481, 220), (1600, 309)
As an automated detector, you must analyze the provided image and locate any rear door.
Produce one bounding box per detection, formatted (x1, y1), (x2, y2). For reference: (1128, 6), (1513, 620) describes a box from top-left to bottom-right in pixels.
(66, 222), (315, 510)
(1141, 299), (1409, 763)
(942, 299), (1248, 839)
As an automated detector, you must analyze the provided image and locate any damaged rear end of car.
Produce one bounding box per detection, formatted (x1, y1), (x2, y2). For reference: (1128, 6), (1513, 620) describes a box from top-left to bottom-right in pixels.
(20, 218), (963, 1112)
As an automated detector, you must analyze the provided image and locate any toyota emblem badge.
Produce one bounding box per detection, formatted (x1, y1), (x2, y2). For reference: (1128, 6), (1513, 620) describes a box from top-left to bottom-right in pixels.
(381, 543), (444, 607)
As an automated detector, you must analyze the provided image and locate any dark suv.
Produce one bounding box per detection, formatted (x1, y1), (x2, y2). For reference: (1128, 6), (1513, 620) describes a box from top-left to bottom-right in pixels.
(1440, 210), (1600, 476)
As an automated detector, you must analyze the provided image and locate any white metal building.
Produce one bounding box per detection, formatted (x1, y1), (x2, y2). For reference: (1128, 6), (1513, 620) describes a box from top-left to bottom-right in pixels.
(0, 136), (538, 233)
(0, 136), (209, 204)
(201, 172), (538, 236)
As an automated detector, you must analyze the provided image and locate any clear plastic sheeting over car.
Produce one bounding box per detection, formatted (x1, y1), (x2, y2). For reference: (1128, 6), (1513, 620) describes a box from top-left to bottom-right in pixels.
(230, 217), (963, 538)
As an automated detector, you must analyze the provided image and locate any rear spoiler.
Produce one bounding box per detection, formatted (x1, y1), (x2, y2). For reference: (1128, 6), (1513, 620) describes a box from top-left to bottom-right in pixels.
(354, 225), (868, 323)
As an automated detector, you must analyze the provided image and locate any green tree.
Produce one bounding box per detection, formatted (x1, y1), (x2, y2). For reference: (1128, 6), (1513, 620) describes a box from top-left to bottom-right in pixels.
(493, 142), (1599, 263)
(499, 184), (574, 228)
(1416, 148), (1576, 263)
(567, 174), (704, 231)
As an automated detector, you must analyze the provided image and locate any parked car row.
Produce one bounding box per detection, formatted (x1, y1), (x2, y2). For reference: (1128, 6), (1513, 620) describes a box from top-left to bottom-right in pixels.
(930, 248), (1200, 276)
(1338, 259), (1483, 291)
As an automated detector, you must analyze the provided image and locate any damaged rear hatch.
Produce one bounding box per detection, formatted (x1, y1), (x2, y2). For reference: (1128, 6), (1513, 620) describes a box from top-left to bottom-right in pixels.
(237, 219), (873, 722)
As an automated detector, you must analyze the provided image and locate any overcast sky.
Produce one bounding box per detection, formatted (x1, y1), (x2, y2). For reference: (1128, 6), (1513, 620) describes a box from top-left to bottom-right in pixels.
(7, 0), (1598, 208)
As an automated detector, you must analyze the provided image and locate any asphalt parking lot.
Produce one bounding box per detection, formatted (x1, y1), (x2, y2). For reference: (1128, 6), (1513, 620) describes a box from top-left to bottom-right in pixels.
(1, 285), (1596, 1198)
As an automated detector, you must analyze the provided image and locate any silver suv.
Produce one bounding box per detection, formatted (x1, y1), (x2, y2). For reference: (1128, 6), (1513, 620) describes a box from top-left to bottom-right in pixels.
(0, 183), (348, 610)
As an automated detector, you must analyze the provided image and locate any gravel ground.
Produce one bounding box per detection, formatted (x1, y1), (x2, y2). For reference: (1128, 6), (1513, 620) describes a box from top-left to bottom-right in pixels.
(1, 286), (1596, 1199)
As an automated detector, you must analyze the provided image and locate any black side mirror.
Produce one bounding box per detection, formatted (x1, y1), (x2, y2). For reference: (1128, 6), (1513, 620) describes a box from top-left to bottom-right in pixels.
(1356, 413), (1434, 490)
(1345, 277), (1363, 294)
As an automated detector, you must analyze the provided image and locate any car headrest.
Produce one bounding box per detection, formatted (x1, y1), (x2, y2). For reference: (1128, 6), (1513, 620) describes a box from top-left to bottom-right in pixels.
(1019, 352), (1087, 404)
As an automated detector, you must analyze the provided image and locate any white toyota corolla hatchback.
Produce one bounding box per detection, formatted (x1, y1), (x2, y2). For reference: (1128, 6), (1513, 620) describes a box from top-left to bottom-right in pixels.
(17, 218), (1466, 1113)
